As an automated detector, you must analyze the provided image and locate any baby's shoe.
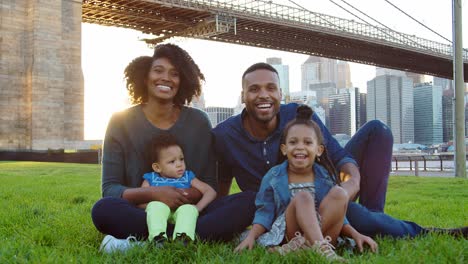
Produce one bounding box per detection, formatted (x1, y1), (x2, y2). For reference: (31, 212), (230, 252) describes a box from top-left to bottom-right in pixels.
(151, 232), (168, 248)
(174, 232), (193, 246)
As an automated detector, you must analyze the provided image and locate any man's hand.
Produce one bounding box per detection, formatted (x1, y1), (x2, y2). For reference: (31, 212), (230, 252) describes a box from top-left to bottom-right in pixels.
(181, 187), (203, 204)
(339, 163), (361, 201)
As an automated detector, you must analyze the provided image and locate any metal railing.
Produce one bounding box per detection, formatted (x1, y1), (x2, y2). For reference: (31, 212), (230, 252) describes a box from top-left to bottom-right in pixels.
(392, 153), (468, 172)
(154, 0), (468, 61)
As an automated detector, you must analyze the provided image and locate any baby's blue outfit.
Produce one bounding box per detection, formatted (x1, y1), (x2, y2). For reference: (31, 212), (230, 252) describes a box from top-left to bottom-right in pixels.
(143, 171), (195, 188)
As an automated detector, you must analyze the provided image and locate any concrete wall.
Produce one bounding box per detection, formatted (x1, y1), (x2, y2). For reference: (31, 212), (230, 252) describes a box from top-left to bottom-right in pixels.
(0, 0), (84, 150)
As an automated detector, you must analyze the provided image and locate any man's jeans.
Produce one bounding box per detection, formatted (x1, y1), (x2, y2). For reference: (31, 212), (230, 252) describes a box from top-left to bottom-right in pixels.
(345, 120), (393, 212)
(346, 202), (424, 238)
(91, 191), (257, 242)
(344, 120), (423, 237)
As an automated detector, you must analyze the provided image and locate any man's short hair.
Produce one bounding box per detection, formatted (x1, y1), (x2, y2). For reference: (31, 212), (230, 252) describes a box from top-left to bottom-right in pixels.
(241, 62), (279, 80)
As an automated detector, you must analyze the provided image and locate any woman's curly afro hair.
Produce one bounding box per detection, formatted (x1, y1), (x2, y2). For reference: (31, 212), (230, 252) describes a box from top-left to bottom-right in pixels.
(124, 43), (205, 106)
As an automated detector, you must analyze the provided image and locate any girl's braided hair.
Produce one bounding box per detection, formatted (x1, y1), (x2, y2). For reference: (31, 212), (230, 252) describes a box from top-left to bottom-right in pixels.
(278, 105), (340, 184)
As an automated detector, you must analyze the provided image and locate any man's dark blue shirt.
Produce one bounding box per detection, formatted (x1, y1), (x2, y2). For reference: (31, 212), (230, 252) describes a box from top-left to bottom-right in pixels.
(212, 103), (356, 192)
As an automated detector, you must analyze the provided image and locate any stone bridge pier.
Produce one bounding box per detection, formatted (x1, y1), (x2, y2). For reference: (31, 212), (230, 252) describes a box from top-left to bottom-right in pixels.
(1, 0), (84, 150)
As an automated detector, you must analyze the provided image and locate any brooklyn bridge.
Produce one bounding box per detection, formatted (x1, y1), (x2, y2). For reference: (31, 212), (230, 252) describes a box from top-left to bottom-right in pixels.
(82, 0), (468, 80)
(0, 0), (466, 150)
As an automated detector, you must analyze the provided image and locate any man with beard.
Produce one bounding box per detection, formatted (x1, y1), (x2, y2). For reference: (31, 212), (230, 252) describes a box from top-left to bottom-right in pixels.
(212, 62), (467, 240)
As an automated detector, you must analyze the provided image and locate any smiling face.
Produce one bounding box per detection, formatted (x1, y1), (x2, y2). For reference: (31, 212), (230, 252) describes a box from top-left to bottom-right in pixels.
(280, 124), (324, 173)
(146, 57), (180, 103)
(152, 145), (186, 179)
(242, 69), (282, 124)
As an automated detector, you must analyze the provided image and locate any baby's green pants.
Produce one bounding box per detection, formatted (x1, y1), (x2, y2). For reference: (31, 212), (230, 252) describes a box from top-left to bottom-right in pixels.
(146, 201), (199, 241)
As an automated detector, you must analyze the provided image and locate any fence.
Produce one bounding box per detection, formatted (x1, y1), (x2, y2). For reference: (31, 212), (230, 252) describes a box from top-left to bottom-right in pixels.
(392, 153), (467, 172)
(0, 150), (465, 169)
(0, 150), (101, 164)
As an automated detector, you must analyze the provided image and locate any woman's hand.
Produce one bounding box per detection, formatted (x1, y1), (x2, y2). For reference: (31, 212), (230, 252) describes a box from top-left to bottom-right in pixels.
(234, 235), (256, 253)
(152, 186), (190, 210)
(352, 233), (378, 253)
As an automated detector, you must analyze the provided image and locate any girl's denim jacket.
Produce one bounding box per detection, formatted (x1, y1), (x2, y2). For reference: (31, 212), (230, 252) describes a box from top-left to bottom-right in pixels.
(253, 160), (349, 231)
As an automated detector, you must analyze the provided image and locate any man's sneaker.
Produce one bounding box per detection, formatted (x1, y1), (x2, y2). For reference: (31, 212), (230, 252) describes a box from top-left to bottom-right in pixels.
(426, 226), (468, 238)
(311, 236), (347, 263)
(269, 232), (308, 255)
(99, 234), (144, 253)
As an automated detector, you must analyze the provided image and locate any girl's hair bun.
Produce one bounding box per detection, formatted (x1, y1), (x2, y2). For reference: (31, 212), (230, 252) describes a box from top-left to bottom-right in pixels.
(296, 105), (313, 120)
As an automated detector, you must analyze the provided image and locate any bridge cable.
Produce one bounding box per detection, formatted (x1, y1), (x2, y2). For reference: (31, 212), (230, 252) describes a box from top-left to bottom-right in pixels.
(286, 0), (424, 50)
(382, 0), (451, 43)
(330, 0), (427, 50)
(286, 0), (348, 31)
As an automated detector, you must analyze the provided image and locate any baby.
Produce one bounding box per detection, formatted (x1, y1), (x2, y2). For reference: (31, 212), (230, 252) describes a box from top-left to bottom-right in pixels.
(140, 133), (216, 244)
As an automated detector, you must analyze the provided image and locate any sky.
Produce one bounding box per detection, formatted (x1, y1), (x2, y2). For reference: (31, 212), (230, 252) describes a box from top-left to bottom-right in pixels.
(82, 0), (467, 139)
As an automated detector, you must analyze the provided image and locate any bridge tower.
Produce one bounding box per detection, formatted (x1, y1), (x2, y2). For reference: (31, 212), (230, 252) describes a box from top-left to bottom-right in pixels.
(0, 0), (84, 150)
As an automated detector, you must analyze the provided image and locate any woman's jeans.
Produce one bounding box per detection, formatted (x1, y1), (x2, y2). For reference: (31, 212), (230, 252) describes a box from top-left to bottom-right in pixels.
(92, 191), (256, 241)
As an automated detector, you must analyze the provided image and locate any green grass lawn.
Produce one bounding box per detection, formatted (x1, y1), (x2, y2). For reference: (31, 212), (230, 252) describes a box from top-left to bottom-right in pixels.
(0, 161), (466, 263)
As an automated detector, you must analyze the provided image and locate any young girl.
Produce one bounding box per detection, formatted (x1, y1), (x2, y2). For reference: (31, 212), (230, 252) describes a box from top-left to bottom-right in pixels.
(235, 105), (377, 261)
(140, 133), (216, 244)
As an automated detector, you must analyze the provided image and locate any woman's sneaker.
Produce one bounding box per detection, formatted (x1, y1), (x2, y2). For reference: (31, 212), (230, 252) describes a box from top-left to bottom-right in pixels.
(99, 234), (144, 253)
(311, 236), (347, 263)
(269, 232), (308, 255)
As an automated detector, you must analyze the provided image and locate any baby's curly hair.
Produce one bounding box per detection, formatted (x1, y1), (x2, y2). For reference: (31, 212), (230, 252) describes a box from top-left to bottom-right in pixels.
(124, 43), (205, 106)
(150, 133), (182, 163)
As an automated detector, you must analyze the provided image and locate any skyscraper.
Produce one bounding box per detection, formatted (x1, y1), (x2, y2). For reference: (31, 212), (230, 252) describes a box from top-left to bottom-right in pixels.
(435, 77), (454, 142)
(191, 93), (206, 110)
(337, 61), (352, 89)
(359, 93), (367, 128)
(267, 57), (289, 102)
(433, 77), (453, 91)
(301, 56), (349, 126)
(289, 91), (327, 125)
(205, 107), (234, 127)
(442, 91), (454, 143)
(304, 82), (337, 126)
(406, 72), (425, 86)
(414, 83), (443, 145)
(367, 70), (414, 144)
(375, 68), (405, 77)
(233, 94), (244, 115)
(289, 90), (317, 106)
(328, 88), (357, 136)
(301, 56), (338, 91)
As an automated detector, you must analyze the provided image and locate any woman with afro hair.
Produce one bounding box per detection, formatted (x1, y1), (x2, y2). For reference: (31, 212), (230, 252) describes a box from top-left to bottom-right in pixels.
(92, 44), (254, 250)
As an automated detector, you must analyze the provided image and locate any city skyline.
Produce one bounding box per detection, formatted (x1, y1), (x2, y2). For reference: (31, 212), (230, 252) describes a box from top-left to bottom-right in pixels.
(82, 0), (467, 139)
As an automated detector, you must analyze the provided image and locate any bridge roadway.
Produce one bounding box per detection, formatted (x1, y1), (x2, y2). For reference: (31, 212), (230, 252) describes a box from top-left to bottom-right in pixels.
(82, 0), (468, 81)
